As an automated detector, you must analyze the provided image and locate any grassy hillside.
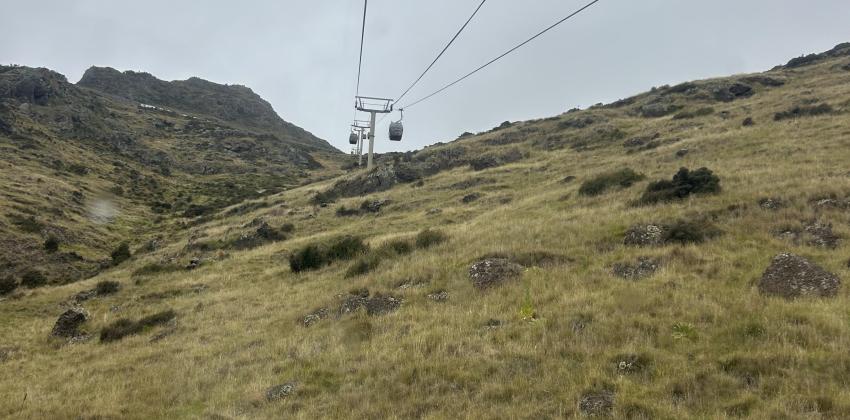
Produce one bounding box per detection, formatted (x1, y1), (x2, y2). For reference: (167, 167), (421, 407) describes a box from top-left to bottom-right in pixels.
(0, 65), (346, 287)
(2, 45), (850, 418)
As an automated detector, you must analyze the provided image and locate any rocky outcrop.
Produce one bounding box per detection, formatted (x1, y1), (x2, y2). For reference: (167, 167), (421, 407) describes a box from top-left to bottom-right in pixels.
(758, 253), (840, 299)
(469, 258), (523, 290)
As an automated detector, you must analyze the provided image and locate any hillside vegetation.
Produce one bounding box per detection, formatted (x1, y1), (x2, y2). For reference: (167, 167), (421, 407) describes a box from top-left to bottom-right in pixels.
(2, 44), (850, 418)
(0, 66), (345, 287)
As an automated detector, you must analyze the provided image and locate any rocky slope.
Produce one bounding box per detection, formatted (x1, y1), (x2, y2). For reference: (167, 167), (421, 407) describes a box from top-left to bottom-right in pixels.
(0, 65), (345, 286)
(2, 43), (850, 419)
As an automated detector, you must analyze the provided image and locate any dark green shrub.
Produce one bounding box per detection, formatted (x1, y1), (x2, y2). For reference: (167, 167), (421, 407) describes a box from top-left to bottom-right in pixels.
(44, 236), (60, 253)
(380, 239), (414, 256)
(95, 280), (121, 296)
(10, 214), (42, 233)
(100, 310), (175, 343)
(637, 167), (721, 205)
(137, 309), (176, 328)
(0, 277), (17, 295)
(100, 319), (139, 342)
(663, 220), (721, 244)
(335, 206), (360, 217)
(325, 236), (368, 261)
(111, 242), (132, 265)
(579, 168), (645, 196)
(280, 223), (295, 234)
(673, 107), (715, 120)
(415, 229), (448, 249)
(774, 103), (834, 121)
(289, 245), (326, 273)
(132, 263), (182, 277)
(20, 270), (47, 289)
(345, 255), (381, 278)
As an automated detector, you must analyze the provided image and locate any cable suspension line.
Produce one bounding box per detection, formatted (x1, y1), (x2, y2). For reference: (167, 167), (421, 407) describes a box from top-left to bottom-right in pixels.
(401, 0), (602, 110)
(393, 0), (487, 105)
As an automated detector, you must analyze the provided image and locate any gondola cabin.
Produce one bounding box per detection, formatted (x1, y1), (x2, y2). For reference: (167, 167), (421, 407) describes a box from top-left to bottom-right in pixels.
(388, 121), (403, 141)
(349, 132), (358, 145)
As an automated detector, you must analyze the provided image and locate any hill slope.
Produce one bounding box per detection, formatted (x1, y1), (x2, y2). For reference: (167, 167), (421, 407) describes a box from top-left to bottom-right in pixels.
(2, 44), (850, 418)
(0, 65), (345, 287)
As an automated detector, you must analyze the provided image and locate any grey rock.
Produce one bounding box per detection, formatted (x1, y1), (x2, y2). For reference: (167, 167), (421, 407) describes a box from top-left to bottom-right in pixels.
(469, 258), (523, 290)
(758, 253), (840, 299)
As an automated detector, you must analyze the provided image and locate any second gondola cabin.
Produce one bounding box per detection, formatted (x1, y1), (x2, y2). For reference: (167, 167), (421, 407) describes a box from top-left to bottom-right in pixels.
(349, 132), (358, 145)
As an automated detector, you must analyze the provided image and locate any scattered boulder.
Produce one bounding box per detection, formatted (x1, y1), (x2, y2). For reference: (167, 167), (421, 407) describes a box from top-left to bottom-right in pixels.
(461, 193), (482, 203)
(265, 382), (297, 402)
(579, 390), (615, 417)
(813, 198), (849, 211)
(741, 75), (785, 87)
(360, 199), (391, 213)
(338, 289), (370, 315)
(613, 354), (650, 375)
(758, 253), (840, 299)
(612, 257), (660, 280)
(675, 148), (689, 158)
(425, 208), (442, 215)
(484, 319), (503, 329)
(623, 224), (667, 246)
(364, 293), (402, 316)
(427, 290), (449, 302)
(804, 221), (840, 248)
(72, 289), (97, 303)
(758, 197), (785, 211)
(51, 307), (89, 339)
(301, 308), (329, 327)
(469, 258), (523, 290)
(561, 175), (576, 183)
(713, 83), (753, 102)
(639, 103), (680, 118)
(186, 257), (201, 270)
(742, 117), (755, 127)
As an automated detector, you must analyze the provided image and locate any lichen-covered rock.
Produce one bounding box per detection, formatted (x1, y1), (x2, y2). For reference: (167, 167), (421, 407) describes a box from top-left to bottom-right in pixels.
(804, 222), (840, 248)
(758, 197), (785, 211)
(623, 224), (666, 246)
(579, 390), (615, 417)
(51, 307), (89, 338)
(469, 258), (523, 290)
(758, 253), (840, 299)
(301, 307), (329, 327)
(364, 293), (402, 316)
(612, 257), (660, 280)
(265, 382), (297, 402)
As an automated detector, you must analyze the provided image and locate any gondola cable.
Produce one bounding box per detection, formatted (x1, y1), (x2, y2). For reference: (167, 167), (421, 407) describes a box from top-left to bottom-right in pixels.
(400, 0), (602, 111)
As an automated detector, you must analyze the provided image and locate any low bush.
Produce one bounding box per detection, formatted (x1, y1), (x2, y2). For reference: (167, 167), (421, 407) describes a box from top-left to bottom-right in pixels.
(636, 167), (720, 205)
(289, 245), (326, 273)
(663, 220), (722, 244)
(137, 309), (176, 328)
(335, 206), (360, 217)
(100, 309), (175, 343)
(673, 107), (715, 120)
(111, 242), (132, 265)
(774, 103), (834, 121)
(20, 270), (47, 288)
(95, 280), (121, 296)
(132, 263), (182, 277)
(345, 255), (381, 278)
(0, 277), (17, 295)
(325, 236), (368, 261)
(43, 236), (60, 253)
(380, 239), (414, 256)
(579, 168), (645, 196)
(415, 229), (448, 249)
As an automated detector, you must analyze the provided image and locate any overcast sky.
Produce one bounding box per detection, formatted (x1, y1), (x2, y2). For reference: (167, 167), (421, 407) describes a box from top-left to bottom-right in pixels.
(2, 1), (849, 153)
